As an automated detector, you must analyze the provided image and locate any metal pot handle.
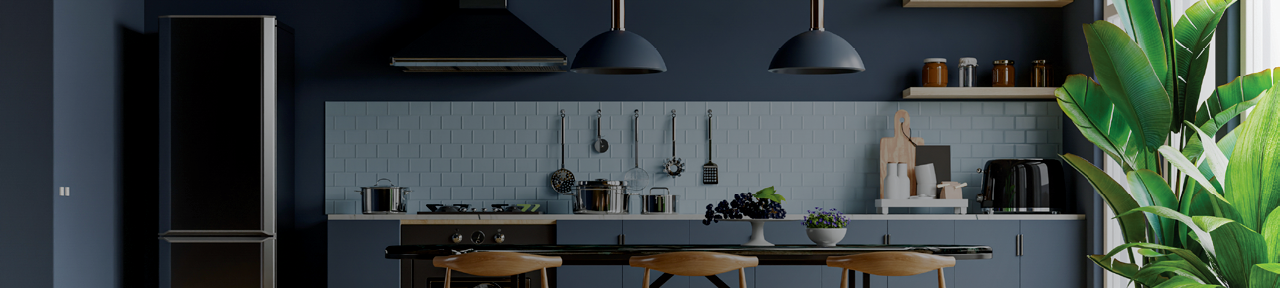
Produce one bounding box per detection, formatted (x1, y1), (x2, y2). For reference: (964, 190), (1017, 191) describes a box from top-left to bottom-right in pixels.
(649, 187), (669, 195)
(374, 178), (395, 187)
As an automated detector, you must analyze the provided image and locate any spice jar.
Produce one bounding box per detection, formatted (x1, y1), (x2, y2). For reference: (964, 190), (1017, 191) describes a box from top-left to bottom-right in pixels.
(922, 58), (948, 87)
(958, 57), (978, 87)
(1031, 60), (1052, 87)
(992, 60), (1015, 87)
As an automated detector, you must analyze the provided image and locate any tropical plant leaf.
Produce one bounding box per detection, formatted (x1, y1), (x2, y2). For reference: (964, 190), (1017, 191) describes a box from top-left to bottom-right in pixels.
(1263, 207), (1280, 263)
(1208, 221), (1267, 288)
(1187, 123), (1229, 182)
(1129, 169), (1180, 246)
(1098, 242), (1222, 286)
(1084, 20), (1173, 154)
(1151, 276), (1223, 288)
(1111, 0), (1170, 106)
(1057, 74), (1147, 170)
(1173, 0), (1237, 132)
(1192, 69), (1274, 134)
(1064, 153), (1148, 244)
(1119, 206), (1218, 256)
(1225, 71), (1280, 232)
(1159, 146), (1225, 199)
(1137, 260), (1212, 286)
(1090, 254), (1142, 282)
(1250, 263), (1280, 288)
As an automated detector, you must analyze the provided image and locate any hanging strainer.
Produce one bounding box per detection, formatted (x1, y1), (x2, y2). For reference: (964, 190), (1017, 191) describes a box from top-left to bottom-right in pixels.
(550, 110), (575, 194)
(623, 109), (650, 191)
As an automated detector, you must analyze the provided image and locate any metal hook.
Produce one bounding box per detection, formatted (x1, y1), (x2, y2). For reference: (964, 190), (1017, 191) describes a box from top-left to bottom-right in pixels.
(560, 109), (566, 117)
(597, 109), (602, 116)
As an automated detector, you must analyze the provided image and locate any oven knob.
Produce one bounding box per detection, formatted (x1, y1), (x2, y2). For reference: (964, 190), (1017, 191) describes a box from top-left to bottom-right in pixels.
(471, 231), (485, 244)
(493, 229), (505, 244)
(451, 229), (463, 244)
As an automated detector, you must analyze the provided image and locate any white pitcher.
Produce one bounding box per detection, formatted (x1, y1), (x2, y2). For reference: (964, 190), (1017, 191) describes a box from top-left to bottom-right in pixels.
(884, 163), (904, 199)
(895, 162), (911, 199)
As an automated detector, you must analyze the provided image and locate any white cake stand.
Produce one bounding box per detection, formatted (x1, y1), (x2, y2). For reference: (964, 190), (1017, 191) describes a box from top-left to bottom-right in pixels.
(720, 219), (793, 246)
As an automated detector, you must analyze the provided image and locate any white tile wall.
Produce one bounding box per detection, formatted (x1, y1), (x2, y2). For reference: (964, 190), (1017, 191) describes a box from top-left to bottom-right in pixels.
(324, 102), (1064, 215)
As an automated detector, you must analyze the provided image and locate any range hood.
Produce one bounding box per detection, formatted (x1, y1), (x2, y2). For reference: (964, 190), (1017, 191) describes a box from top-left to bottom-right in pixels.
(390, 0), (567, 72)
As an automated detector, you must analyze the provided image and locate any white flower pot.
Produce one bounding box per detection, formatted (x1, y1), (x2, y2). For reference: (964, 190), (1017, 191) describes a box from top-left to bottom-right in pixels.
(805, 228), (847, 247)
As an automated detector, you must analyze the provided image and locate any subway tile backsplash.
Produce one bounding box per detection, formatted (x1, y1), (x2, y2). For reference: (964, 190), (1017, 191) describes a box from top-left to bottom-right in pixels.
(325, 102), (1064, 215)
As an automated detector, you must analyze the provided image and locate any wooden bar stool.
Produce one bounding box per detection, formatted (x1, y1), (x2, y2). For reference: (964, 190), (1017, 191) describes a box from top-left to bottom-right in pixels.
(826, 252), (955, 288)
(629, 251), (758, 288)
(433, 252), (563, 288)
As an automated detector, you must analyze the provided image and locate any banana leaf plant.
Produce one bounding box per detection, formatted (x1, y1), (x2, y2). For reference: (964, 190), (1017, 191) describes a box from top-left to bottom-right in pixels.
(1054, 0), (1280, 286)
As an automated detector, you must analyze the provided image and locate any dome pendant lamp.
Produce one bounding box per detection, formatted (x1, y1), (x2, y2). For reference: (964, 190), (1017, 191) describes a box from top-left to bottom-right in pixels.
(570, 0), (667, 74)
(768, 0), (865, 74)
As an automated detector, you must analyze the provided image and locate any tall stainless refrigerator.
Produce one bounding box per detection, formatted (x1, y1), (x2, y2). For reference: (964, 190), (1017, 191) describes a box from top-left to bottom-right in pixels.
(159, 15), (294, 288)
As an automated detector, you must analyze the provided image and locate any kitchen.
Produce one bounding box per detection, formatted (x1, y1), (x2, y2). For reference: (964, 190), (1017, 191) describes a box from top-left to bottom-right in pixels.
(172, 0), (1094, 288)
(14, 0), (1233, 287)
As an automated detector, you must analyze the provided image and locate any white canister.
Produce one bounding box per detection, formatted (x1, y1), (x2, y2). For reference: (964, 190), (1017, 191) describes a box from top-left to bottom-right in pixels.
(916, 163), (938, 198)
(884, 163), (904, 199)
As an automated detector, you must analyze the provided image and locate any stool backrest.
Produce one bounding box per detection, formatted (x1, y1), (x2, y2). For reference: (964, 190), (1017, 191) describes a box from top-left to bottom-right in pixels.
(432, 252), (563, 276)
(826, 252), (954, 277)
(629, 251), (759, 277)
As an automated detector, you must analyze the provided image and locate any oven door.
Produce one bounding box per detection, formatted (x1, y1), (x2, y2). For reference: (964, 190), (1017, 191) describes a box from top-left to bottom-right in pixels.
(426, 276), (527, 288)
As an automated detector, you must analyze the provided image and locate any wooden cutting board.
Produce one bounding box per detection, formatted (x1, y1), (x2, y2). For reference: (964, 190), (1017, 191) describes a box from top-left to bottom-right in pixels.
(880, 110), (925, 198)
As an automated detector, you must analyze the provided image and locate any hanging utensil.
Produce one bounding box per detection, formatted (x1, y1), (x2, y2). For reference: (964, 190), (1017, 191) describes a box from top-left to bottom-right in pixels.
(702, 110), (718, 184)
(593, 109), (609, 153)
(663, 110), (685, 177)
(623, 109), (650, 191)
(550, 110), (575, 195)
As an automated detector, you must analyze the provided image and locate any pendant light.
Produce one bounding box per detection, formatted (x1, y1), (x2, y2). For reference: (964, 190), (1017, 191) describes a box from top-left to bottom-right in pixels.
(570, 0), (667, 74)
(768, 0), (865, 74)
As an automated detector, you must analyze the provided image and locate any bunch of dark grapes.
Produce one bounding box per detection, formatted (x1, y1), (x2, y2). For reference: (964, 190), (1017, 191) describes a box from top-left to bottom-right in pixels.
(703, 193), (787, 225)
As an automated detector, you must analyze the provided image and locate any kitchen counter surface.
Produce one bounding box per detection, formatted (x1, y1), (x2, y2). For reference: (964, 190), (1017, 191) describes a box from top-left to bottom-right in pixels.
(327, 213), (1085, 223)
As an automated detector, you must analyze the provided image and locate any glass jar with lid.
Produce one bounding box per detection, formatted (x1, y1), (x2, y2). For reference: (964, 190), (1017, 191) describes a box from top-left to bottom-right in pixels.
(992, 60), (1015, 87)
(922, 58), (948, 87)
(1031, 60), (1052, 87)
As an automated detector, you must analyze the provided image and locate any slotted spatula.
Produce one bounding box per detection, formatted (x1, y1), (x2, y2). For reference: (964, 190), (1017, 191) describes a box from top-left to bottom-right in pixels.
(703, 110), (718, 184)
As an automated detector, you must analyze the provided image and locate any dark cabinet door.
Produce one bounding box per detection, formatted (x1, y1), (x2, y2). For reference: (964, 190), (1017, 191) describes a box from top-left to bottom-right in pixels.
(327, 220), (398, 288)
(557, 220), (623, 288)
(161, 237), (273, 288)
(1020, 220), (1085, 288)
(955, 220), (1020, 288)
(886, 220), (955, 288)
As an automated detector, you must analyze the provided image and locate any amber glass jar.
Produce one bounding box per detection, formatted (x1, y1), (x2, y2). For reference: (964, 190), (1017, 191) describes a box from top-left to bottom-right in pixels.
(992, 60), (1015, 87)
(1031, 60), (1052, 87)
(922, 58), (948, 87)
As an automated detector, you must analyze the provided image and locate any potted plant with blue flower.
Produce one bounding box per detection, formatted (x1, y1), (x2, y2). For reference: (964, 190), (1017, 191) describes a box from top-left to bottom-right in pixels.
(803, 207), (848, 247)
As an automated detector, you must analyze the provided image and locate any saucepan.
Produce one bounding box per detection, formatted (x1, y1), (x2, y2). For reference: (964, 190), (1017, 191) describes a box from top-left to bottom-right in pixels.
(640, 187), (678, 214)
(353, 178), (410, 214)
(573, 179), (629, 214)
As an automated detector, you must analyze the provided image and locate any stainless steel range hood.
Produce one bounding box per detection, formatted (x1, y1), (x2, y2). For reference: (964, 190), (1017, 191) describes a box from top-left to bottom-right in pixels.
(390, 0), (567, 72)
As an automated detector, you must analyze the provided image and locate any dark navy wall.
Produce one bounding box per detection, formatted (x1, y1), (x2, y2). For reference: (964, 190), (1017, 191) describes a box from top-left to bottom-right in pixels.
(1060, 1), (1103, 287)
(52, 0), (144, 287)
(142, 1), (1079, 287)
(0, 0), (54, 287)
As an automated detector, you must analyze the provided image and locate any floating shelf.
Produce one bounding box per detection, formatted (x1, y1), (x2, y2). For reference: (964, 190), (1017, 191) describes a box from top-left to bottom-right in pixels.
(902, 87), (1059, 99)
(902, 0), (1073, 8)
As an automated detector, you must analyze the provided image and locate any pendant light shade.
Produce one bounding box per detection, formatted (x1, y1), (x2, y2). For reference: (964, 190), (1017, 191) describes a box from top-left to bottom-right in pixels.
(768, 0), (865, 74)
(571, 0), (666, 74)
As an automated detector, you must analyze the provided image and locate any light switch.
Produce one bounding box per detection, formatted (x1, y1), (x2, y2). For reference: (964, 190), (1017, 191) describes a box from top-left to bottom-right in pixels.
(58, 187), (70, 197)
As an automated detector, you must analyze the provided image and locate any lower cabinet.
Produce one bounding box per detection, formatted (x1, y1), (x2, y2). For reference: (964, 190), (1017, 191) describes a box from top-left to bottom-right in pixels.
(328, 220), (400, 288)
(1020, 220), (1085, 288)
(955, 220), (1021, 288)
(556, 220), (623, 288)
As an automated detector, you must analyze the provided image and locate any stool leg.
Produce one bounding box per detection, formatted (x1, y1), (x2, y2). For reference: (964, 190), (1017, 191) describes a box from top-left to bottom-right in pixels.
(738, 268), (747, 288)
(643, 268), (651, 288)
(937, 268), (945, 288)
(542, 268), (549, 288)
(444, 268), (452, 288)
(839, 269), (848, 288)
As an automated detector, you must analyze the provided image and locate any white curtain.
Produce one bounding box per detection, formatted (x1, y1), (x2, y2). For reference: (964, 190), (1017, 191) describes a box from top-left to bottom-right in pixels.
(1242, 0), (1280, 119)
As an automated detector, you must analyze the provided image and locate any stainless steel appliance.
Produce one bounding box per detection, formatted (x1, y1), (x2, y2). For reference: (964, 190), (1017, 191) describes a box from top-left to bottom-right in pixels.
(159, 15), (293, 288)
(355, 178), (412, 214)
(976, 159), (1067, 214)
(573, 179), (629, 214)
(400, 225), (555, 288)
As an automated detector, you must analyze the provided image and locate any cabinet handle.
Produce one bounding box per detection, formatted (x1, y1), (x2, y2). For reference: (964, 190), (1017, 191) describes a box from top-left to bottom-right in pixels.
(618, 234), (626, 245)
(883, 234), (890, 245)
(1016, 234), (1023, 256)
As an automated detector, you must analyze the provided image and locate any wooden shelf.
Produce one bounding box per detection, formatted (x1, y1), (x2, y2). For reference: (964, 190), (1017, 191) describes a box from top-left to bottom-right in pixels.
(902, 0), (1073, 8)
(902, 87), (1059, 99)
